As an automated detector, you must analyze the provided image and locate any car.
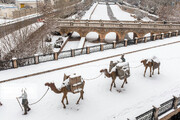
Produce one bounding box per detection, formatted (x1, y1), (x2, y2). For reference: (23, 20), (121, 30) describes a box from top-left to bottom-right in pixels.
(51, 31), (61, 36)
(54, 37), (64, 48)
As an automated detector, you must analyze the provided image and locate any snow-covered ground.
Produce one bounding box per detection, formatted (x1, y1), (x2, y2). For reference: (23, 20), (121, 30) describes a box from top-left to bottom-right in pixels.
(0, 36), (180, 120)
(81, 2), (98, 20)
(0, 22), (43, 58)
(90, 4), (110, 20)
(110, 5), (135, 21)
(0, 13), (40, 25)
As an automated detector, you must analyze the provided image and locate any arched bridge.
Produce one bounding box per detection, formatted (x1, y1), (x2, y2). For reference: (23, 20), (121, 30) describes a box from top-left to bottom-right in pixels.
(56, 19), (180, 42)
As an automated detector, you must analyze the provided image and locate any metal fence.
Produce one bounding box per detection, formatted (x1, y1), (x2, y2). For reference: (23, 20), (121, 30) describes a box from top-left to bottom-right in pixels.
(136, 96), (180, 120)
(0, 31), (179, 71)
(0, 60), (13, 70)
(136, 109), (154, 120)
(17, 56), (35, 67)
(39, 53), (54, 63)
(90, 45), (101, 53)
(58, 50), (71, 59)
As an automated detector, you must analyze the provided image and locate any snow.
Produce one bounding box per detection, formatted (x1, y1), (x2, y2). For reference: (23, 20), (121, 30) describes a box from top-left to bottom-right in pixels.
(62, 41), (79, 51)
(116, 62), (129, 67)
(1, 2), (180, 120)
(0, 13), (40, 25)
(90, 4), (110, 20)
(62, 79), (69, 88)
(110, 5), (135, 21)
(85, 32), (99, 42)
(0, 35), (180, 120)
(105, 32), (116, 43)
(0, 22), (43, 57)
(81, 2), (98, 20)
(78, 37), (85, 48)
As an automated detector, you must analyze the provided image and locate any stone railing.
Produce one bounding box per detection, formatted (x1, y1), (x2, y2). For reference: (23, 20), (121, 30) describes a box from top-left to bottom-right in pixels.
(58, 20), (180, 30)
(58, 19), (180, 24)
(0, 31), (179, 71)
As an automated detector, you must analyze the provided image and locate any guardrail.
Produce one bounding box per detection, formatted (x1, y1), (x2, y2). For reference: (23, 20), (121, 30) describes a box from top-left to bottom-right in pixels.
(136, 95), (180, 120)
(0, 30), (179, 71)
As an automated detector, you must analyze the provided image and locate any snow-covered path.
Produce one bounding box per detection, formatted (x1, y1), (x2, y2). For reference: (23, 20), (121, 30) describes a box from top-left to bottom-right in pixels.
(0, 36), (180, 120)
(110, 5), (135, 21)
(90, 4), (110, 20)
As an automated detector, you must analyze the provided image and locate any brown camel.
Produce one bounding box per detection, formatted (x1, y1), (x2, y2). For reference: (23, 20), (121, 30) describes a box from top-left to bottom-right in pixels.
(100, 69), (128, 91)
(45, 81), (85, 109)
(141, 58), (160, 77)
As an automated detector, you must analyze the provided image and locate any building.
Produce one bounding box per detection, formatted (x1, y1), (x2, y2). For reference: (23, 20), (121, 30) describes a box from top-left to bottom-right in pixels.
(15, 0), (55, 9)
(0, 4), (18, 18)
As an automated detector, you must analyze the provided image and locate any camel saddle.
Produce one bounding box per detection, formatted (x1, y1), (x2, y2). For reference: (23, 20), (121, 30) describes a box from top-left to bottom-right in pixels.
(63, 73), (84, 94)
(116, 62), (130, 80)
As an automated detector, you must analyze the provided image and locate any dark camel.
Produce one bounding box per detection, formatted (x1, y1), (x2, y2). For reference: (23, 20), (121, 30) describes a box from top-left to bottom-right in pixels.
(100, 69), (127, 91)
(45, 81), (85, 109)
(141, 59), (160, 77)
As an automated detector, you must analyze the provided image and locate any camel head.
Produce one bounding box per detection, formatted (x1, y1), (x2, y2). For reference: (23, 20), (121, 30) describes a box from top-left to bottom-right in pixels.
(141, 59), (146, 63)
(45, 82), (54, 87)
(141, 59), (148, 65)
(100, 69), (109, 78)
(100, 69), (107, 73)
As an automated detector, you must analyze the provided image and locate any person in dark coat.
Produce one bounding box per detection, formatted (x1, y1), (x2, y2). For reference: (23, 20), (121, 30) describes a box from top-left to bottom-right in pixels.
(18, 89), (31, 115)
(0, 101), (2, 106)
(121, 54), (126, 62)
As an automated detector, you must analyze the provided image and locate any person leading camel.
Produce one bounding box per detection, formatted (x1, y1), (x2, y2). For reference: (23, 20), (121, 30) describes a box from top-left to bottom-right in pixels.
(121, 54), (126, 62)
(18, 89), (31, 115)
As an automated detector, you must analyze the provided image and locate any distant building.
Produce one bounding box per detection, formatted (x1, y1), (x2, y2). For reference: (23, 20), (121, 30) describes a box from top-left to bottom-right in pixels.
(0, 4), (18, 18)
(15, 0), (55, 9)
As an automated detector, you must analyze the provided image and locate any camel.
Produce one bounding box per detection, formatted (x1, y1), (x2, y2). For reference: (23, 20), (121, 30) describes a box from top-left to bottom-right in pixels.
(45, 80), (85, 109)
(141, 57), (160, 77)
(100, 69), (128, 91)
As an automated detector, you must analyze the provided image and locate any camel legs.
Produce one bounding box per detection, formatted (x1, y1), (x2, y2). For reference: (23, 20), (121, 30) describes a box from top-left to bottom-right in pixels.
(76, 90), (84, 104)
(158, 67), (160, 74)
(149, 66), (152, 77)
(65, 96), (69, 105)
(121, 78), (127, 88)
(125, 78), (128, 84)
(144, 66), (147, 77)
(113, 82), (116, 88)
(110, 79), (116, 91)
(61, 94), (67, 109)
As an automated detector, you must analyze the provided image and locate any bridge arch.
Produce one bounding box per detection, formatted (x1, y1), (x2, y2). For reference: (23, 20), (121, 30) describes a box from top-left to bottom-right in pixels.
(123, 31), (140, 40)
(85, 31), (100, 42)
(104, 32), (120, 43)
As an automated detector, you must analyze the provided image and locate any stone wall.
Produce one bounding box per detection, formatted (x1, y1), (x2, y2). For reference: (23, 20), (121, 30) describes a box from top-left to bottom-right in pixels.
(12, 8), (37, 18)
(116, 2), (158, 21)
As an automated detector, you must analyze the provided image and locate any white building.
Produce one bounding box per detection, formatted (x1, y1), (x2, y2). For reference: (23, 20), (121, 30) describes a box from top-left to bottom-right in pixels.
(15, 0), (55, 9)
